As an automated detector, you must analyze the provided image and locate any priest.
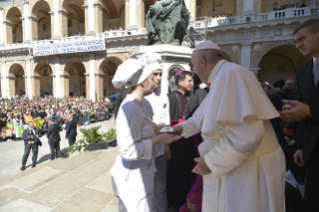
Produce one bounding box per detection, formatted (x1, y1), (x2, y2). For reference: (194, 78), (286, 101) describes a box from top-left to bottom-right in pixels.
(176, 41), (285, 212)
(166, 70), (200, 210)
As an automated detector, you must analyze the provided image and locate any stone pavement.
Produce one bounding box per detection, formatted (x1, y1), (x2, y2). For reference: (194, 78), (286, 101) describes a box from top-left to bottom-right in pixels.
(0, 119), (119, 212)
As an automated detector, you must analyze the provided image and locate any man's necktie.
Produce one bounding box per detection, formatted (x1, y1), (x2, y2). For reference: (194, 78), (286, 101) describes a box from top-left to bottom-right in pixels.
(313, 59), (319, 86)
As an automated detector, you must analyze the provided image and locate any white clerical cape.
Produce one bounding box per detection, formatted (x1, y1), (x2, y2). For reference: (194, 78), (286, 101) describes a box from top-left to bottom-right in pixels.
(181, 60), (285, 212)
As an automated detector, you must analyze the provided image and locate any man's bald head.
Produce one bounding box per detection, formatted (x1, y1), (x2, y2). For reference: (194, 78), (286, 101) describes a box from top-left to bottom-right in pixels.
(191, 49), (223, 82)
(285, 78), (295, 90)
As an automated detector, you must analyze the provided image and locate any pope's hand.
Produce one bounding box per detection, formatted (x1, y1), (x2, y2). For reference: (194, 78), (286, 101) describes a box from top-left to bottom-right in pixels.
(192, 157), (211, 176)
(279, 100), (310, 122)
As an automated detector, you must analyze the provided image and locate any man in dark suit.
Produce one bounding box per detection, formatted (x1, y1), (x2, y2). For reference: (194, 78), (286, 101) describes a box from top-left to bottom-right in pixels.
(66, 113), (77, 146)
(279, 19), (319, 212)
(47, 118), (61, 160)
(21, 121), (42, 171)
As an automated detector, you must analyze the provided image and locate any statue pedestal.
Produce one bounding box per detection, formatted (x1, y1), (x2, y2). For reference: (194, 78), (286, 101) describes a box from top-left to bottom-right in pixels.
(131, 45), (193, 94)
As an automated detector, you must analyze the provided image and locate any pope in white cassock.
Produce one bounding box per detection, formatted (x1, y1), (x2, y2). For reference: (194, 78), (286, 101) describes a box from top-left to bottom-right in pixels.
(177, 41), (286, 212)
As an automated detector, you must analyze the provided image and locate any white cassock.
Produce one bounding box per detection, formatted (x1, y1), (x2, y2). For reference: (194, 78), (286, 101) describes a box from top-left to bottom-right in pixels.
(181, 60), (286, 212)
(110, 94), (160, 212)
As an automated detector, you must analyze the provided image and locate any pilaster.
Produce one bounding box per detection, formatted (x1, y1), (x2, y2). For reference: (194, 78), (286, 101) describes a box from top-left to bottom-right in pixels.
(29, 16), (39, 41)
(89, 54), (96, 102)
(53, 0), (60, 39)
(26, 59), (32, 99)
(55, 57), (61, 98)
(1, 62), (7, 97)
(0, 8), (4, 46)
(240, 44), (252, 70)
(23, 1), (30, 43)
(93, 2), (104, 34)
(128, 0), (137, 31)
(58, 10), (69, 38)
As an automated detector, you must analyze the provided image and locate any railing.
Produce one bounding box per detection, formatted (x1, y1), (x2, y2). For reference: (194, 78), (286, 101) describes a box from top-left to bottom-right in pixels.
(0, 6), (317, 50)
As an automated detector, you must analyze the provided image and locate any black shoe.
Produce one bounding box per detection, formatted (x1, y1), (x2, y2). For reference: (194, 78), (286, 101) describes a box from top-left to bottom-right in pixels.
(32, 163), (36, 168)
(20, 166), (25, 171)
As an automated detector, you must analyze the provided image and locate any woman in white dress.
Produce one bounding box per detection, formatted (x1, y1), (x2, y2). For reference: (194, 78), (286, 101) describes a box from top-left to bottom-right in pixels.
(110, 57), (180, 212)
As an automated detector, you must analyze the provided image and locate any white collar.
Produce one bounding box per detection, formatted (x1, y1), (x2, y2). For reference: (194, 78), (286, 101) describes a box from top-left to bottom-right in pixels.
(208, 60), (227, 82)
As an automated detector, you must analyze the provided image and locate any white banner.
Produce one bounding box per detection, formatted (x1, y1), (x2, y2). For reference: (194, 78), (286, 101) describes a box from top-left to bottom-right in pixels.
(31, 39), (106, 57)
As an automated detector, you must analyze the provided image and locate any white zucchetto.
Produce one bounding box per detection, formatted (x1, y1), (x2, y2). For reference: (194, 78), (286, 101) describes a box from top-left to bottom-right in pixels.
(194, 41), (221, 51)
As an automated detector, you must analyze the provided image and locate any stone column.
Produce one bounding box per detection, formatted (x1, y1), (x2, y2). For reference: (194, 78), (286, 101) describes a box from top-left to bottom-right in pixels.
(128, 0), (137, 31)
(58, 10), (69, 38)
(83, 4), (89, 35)
(49, 11), (55, 38)
(26, 59), (32, 99)
(53, 0), (60, 39)
(84, 0), (95, 36)
(95, 74), (104, 100)
(93, 2), (104, 34)
(89, 54), (96, 102)
(60, 75), (69, 97)
(29, 16), (39, 41)
(1, 62), (7, 97)
(136, 0), (145, 28)
(20, 17), (25, 42)
(23, 1), (30, 43)
(0, 8), (4, 46)
(242, 0), (255, 15)
(125, 0), (130, 30)
(32, 76), (41, 97)
(240, 45), (252, 70)
(3, 21), (13, 44)
(185, 0), (197, 20)
(55, 57), (61, 98)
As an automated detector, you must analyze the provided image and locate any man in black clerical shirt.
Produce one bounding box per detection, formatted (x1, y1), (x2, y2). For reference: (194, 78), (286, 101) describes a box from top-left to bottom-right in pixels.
(166, 70), (199, 211)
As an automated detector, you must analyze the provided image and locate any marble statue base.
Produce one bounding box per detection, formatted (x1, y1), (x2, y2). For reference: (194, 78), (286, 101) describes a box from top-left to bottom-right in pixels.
(131, 44), (193, 94)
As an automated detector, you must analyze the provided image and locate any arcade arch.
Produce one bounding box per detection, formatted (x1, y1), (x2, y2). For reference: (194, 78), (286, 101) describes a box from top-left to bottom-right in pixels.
(63, 60), (87, 98)
(33, 62), (54, 97)
(5, 7), (23, 44)
(31, 1), (52, 41)
(99, 57), (122, 98)
(61, 0), (85, 36)
(257, 45), (311, 88)
(8, 64), (26, 96)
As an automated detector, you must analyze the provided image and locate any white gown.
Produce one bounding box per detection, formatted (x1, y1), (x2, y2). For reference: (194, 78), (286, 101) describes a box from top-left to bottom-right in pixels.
(181, 60), (286, 212)
(110, 94), (159, 212)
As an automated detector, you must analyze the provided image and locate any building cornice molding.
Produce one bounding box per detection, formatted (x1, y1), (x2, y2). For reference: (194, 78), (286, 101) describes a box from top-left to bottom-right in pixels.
(58, 10), (69, 17)
(3, 21), (13, 27)
(93, 2), (104, 10)
(28, 16), (39, 22)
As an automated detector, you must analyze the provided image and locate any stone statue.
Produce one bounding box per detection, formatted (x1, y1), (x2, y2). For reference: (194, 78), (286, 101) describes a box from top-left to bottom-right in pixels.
(146, 0), (190, 45)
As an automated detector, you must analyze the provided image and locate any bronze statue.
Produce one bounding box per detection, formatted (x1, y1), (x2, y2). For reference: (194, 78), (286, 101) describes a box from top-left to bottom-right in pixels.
(146, 0), (190, 45)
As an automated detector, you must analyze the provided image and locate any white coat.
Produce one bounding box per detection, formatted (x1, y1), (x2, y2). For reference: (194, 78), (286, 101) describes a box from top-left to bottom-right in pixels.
(145, 88), (170, 156)
(180, 60), (286, 212)
(110, 94), (159, 212)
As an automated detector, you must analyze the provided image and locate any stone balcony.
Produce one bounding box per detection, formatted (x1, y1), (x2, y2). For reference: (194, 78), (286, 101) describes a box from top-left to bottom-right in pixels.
(0, 6), (318, 54)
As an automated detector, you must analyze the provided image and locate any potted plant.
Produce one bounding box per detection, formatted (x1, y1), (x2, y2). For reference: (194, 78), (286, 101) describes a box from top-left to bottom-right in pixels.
(80, 126), (109, 151)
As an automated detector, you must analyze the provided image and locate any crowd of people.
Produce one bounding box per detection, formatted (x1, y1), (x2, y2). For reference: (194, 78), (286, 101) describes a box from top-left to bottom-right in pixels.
(273, 2), (307, 11)
(0, 96), (113, 142)
(104, 27), (123, 33)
